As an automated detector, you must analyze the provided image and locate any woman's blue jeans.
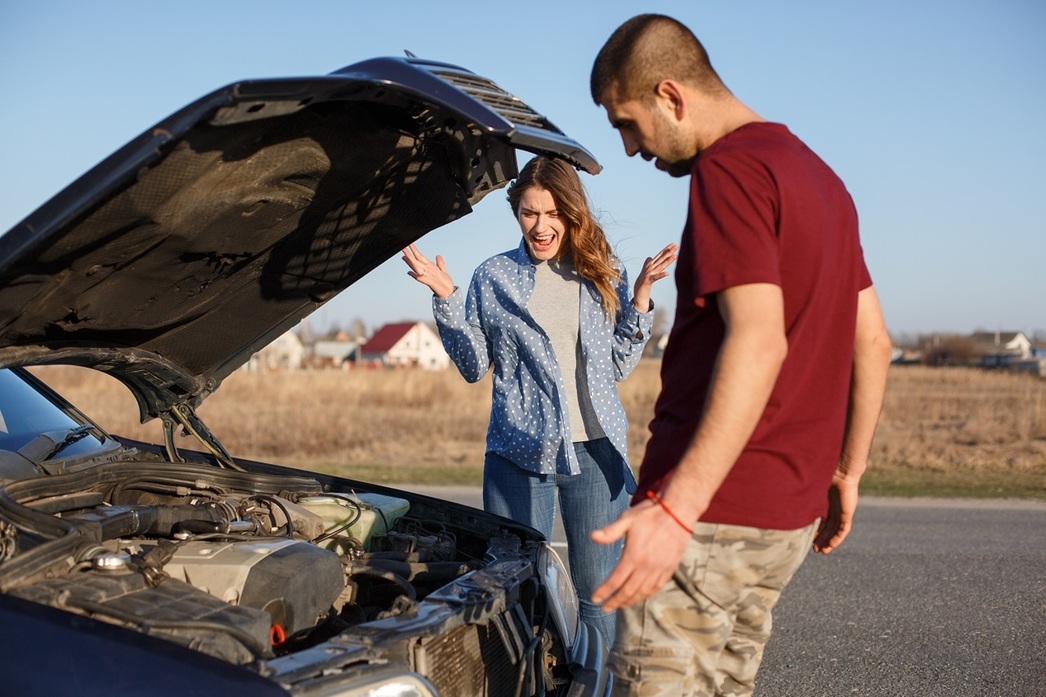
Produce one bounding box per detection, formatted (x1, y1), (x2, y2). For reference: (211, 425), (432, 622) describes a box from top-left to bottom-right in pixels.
(483, 438), (634, 646)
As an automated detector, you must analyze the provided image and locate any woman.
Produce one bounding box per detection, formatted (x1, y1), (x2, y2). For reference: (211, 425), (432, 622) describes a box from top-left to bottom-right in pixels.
(402, 156), (676, 644)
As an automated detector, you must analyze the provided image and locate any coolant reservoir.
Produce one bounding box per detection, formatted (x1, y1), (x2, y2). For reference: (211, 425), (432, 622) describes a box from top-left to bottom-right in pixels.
(297, 492), (410, 552)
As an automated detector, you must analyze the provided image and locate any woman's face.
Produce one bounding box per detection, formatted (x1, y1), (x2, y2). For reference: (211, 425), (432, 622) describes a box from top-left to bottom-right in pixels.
(517, 186), (569, 261)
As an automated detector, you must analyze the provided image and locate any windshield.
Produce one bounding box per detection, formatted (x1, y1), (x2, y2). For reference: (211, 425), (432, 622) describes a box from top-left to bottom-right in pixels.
(0, 368), (107, 458)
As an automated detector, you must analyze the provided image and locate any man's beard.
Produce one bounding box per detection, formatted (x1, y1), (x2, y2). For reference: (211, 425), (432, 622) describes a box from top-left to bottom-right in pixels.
(652, 110), (696, 177)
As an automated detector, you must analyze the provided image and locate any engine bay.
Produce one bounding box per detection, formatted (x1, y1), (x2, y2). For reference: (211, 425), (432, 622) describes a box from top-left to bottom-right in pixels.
(0, 459), (511, 666)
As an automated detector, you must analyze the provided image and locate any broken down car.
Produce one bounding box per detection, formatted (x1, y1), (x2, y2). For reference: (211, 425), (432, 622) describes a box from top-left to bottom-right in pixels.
(0, 56), (609, 696)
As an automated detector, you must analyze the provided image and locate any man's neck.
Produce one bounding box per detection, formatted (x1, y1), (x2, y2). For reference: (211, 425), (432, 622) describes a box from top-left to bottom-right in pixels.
(697, 99), (766, 151)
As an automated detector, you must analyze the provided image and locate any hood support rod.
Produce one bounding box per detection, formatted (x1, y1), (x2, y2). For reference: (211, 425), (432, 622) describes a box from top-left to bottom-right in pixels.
(162, 404), (244, 471)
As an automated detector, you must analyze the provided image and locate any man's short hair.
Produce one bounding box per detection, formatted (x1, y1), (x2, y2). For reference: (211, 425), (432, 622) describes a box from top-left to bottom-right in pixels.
(590, 14), (726, 105)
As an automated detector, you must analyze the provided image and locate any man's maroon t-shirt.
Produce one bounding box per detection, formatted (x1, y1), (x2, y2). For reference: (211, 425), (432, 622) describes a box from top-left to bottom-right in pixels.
(635, 122), (872, 530)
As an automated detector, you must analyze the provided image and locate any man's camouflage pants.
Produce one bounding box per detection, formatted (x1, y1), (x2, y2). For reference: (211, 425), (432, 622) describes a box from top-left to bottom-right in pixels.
(608, 519), (819, 697)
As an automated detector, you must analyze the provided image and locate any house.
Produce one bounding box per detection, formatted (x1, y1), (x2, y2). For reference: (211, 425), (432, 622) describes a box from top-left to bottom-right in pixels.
(310, 340), (360, 369)
(247, 329), (305, 371)
(970, 330), (1032, 367)
(359, 321), (449, 370)
(891, 347), (922, 365)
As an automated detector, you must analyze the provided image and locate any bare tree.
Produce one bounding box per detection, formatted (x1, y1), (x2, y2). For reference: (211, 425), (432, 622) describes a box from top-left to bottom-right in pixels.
(652, 306), (669, 337)
(920, 333), (978, 366)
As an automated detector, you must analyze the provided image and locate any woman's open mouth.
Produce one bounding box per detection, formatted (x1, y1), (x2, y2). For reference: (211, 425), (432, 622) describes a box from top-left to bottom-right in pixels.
(529, 233), (556, 254)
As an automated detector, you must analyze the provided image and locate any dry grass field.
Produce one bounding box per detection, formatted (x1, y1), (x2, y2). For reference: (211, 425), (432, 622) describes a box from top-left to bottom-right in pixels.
(27, 362), (1046, 499)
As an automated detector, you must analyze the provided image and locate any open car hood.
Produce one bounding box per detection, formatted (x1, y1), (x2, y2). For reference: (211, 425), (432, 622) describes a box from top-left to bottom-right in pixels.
(0, 56), (599, 420)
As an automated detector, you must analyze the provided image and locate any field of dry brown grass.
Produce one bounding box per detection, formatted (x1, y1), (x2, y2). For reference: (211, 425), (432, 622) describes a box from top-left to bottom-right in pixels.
(28, 362), (1046, 498)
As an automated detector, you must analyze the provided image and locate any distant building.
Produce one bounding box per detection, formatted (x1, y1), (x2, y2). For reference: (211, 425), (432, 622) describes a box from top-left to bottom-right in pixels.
(891, 348), (922, 365)
(248, 329), (304, 371)
(970, 330), (1032, 367)
(359, 321), (449, 370)
(311, 340), (359, 369)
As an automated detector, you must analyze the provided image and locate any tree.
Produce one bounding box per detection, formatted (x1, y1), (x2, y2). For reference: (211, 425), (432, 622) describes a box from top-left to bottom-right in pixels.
(652, 306), (669, 338)
(919, 333), (977, 366)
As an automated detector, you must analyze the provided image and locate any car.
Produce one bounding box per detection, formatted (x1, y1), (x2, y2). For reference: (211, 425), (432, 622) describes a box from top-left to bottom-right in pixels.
(0, 56), (609, 696)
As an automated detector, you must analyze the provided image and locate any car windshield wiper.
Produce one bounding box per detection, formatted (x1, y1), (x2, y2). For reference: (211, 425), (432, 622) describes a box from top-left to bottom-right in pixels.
(18, 424), (98, 463)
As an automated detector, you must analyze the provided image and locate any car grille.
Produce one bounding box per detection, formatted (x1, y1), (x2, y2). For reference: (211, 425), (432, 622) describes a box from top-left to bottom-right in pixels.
(430, 69), (550, 131)
(419, 620), (518, 696)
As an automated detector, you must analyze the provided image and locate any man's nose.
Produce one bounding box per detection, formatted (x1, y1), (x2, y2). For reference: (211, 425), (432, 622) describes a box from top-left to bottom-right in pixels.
(620, 132), (640, 157)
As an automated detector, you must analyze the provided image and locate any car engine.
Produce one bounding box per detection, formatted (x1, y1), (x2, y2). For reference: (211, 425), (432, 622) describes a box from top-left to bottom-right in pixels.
(0, 459), (482, 666)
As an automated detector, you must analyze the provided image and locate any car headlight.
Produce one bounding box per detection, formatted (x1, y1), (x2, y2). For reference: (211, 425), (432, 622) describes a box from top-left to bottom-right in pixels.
(304, 671), (437, 697)
(537, 542), (579, 647)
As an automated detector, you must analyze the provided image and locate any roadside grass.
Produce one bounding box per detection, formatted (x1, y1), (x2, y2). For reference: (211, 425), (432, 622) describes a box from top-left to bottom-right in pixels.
(859, 467), (1044, 499)
(302, 461), (1046, 500)
(307, 460), (485, 487)
(29, 362), (1046, 500)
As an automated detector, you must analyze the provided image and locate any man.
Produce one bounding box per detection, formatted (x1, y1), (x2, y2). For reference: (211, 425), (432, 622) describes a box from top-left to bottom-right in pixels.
(587, 14), (893, 696)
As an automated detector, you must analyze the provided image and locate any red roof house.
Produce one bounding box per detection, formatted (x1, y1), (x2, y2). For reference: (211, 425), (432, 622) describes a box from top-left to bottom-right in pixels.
(359, 321), (449, 370)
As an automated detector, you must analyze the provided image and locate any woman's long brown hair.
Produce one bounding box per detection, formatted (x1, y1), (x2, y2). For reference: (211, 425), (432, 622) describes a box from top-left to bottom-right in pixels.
(507, 157), (622, 317)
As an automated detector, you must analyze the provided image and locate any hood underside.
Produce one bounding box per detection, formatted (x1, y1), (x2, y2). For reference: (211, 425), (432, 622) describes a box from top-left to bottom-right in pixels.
(0, 57), (599, 420)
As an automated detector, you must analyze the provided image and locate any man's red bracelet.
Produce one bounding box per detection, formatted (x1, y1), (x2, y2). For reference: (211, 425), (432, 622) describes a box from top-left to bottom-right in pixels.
(646, 490), (695, 535)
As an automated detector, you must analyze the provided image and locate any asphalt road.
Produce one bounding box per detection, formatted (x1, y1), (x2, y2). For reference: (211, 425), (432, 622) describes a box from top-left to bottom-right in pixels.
(409, 487), (1046, 697)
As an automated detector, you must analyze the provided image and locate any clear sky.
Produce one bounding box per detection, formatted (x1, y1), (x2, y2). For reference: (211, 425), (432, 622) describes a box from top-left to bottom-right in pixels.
(2, 1), (1043, 340)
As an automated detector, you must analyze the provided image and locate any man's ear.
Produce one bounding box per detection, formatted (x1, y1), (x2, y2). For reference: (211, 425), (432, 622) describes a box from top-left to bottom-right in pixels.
(654, 79), (686, 120)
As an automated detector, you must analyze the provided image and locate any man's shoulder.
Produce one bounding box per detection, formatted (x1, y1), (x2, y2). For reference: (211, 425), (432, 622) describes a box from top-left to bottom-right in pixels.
(705, 122), (799, 160)
(700, 121), (838, 184)
(694, 124), (787, 184)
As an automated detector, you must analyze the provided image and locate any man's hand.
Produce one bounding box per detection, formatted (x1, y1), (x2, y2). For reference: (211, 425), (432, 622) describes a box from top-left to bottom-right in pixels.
(590, 499), (692, 611)
(814, 286), (890, 555)
(813, 473), (860, 554)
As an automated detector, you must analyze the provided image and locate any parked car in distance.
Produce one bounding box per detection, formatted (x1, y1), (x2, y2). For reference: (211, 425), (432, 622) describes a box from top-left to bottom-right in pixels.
(0, 55), (608, 696)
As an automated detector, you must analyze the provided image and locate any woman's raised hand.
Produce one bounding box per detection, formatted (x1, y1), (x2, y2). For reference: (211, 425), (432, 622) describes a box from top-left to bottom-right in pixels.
(401, 244), (455, 299)
(633, 243), (678, 312)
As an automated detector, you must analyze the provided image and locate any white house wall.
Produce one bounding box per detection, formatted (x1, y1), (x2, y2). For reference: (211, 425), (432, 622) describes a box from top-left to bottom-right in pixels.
(385, 323), (449, 370)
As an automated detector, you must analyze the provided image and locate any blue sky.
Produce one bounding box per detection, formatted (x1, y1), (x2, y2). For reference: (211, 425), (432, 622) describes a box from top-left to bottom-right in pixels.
(2, 1), (1043, 339)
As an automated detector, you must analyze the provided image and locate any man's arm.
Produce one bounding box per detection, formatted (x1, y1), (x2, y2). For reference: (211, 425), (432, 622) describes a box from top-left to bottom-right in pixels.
(591, 282), (787, 611)
(658, 282), (787, 519)
(813, 285), (892, 554)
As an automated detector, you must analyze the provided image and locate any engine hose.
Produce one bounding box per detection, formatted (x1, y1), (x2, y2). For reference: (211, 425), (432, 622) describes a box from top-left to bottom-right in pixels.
(348, 566), (417, 601)
(253, 494), (295, 537)
(24, 491), (106, 515)
(106, 476), (227, 504)
(149, 504), (229, 536)
(0, 489), (75, 538)
(357, 558), (472, 584)
(0, 461), (321, 538)
(314, 495), (363, 542)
